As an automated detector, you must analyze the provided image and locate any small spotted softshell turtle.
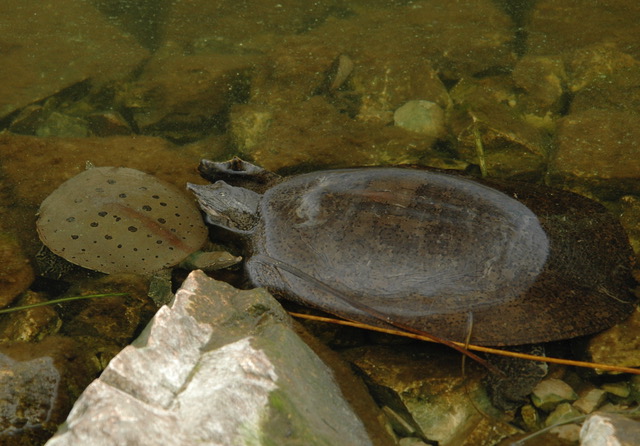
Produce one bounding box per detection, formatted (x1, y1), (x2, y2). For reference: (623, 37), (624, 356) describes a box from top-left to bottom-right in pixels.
(37, 166), (209, 276)
(188, 158), (636, 346)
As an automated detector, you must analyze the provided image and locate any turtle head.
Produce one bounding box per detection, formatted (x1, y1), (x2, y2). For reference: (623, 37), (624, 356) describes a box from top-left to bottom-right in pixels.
(187, 181), (261, 235)
(197, 157), (279, 191)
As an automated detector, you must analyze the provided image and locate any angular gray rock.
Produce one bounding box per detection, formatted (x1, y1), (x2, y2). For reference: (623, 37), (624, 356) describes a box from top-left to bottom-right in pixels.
(45, 271), (374, 446)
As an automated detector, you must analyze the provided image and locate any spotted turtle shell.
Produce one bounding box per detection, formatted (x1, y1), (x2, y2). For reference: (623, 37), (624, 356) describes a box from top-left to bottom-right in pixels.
(242, 168), (635, 346)
(37, 167), (208, 275)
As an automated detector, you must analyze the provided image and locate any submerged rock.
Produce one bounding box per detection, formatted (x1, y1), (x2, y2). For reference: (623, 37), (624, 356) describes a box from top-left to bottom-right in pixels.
(0, 233), (34, 307)
(531, 378), (579, 412)
(552, 110), (640, 195)
(394, 100), (445, 138)
(0, 0), (148, 120)
(0, 336), (98, 445)
(343, 345), (519, 445)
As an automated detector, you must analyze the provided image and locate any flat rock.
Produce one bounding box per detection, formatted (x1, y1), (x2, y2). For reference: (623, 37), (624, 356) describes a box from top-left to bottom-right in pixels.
(551, 109), (640, 195)
(122, 54), (255, 139)
(0, 336), (98, 444)
(234, 95), (442, 171)
(527, 0), (640, 60)
(512, 55), (566, 114)
(573, 388), (607, 414)
(0, 0), (148, 119)
(544, 402), (582, 427)
(0, 233), (34, 307)
(343, 344), (519, 446)
(567, 47), (640, 102)
(0, 134), (205, 207)
(45, 271), (376, 446)
(0, 291), (61, 343)
(586, 307), (640, 370)
(163, 0), (337, 50)
(531, 378), (578, 412)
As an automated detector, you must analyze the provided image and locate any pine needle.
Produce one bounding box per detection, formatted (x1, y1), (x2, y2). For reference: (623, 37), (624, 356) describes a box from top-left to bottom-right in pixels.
(289, 311), (640, 375)
(0, 293), (129, 314)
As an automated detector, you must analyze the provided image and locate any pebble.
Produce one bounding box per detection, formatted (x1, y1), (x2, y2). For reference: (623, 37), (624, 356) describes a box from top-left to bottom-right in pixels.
(531, 378), (578, 412)
(545, 402), (583, 427)
(393, 100), (445, 138)
(520, 404), (541, 431)
(573, 388), (607, 414)
(549, 423), (581, 443)
(601, 382), (631, 398)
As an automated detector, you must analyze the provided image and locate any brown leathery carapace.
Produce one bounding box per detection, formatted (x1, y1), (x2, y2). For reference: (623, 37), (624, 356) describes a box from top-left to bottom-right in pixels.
(189, 158), (636, 347)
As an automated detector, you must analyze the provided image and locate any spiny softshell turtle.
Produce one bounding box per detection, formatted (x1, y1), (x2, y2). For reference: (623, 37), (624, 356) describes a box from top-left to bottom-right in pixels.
(188, 158), (636, 347)
(37, 166), (209, 276)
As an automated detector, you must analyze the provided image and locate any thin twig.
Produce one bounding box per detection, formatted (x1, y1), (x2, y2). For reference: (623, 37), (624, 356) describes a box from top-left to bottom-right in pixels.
(290, 312), (640, 375)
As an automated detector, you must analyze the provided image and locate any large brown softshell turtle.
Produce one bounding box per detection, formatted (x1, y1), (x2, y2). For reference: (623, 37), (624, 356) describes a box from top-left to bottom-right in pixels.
(188, 158), (636, 346)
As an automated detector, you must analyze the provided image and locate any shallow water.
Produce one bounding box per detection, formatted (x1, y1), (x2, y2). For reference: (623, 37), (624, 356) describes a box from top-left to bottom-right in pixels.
(0, 1), (639, 445)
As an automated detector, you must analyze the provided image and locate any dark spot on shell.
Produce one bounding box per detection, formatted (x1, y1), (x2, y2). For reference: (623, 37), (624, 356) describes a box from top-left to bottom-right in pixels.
(142, 205), (152, 211)
(152, 195), (160, 199)
(105, 235), (113, 240)
(98, 212), (107, 217)
(128, 226), (138, 232)
(90, 222), (98, 227)
(119, 193), (127, 198)
(160, 202), (167, 206)
(107, 179), (116, 184)
(158, 218), (166, 224)
(71, 235), (79, 240)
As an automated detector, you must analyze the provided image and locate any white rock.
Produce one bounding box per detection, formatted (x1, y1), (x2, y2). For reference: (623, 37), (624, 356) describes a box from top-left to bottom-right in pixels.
(580, 412), (640, 446)
(46, 271), (373, 446)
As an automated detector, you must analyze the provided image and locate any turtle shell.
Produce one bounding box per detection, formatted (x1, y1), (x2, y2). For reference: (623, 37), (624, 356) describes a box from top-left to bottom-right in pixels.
(236, 168), (635, 346)
(37, 167), (208, 276)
